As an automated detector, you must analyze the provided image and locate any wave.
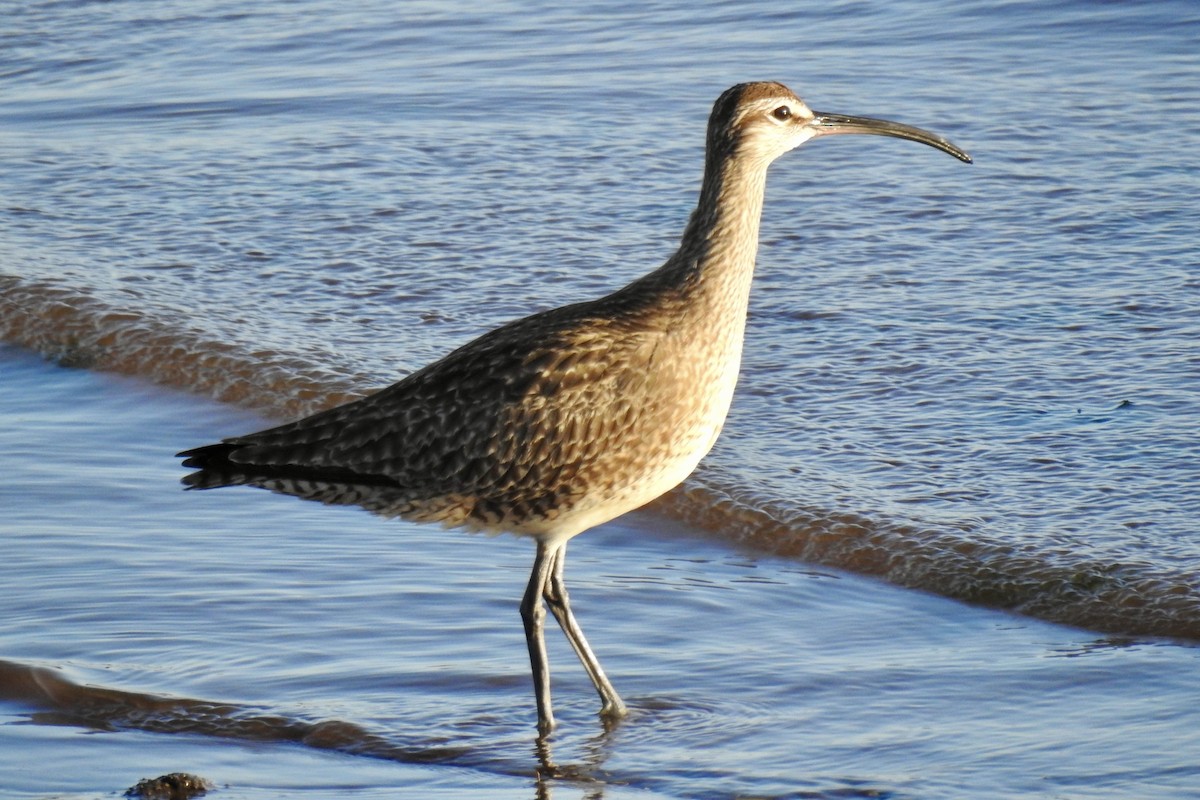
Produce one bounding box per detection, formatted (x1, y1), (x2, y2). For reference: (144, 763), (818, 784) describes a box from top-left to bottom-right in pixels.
(652, 483), (1200, 640)
(0, 658), (644, 788)
(4, 274), (1199, 642)
(0, 275), (363, 420)
(0, 658), (483, 769)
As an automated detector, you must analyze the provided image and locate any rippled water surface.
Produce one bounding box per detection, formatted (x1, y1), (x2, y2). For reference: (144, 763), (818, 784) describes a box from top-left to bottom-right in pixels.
(4, 344), (1199, 798)
(2, 0), (1199, 797)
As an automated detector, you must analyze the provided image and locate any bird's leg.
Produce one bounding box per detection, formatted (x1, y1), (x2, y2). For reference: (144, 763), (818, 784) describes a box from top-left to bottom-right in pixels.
(543, 544), (628, 720)
(522, 540), (559, 734)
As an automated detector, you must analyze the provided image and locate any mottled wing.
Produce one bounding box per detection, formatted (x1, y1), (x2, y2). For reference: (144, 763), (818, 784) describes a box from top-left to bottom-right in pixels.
(179, 303), (666, 529)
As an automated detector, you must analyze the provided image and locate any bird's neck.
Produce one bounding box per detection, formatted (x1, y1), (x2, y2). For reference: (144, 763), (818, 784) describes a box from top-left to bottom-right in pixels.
(683, 154), (768, 281)
(605, 147), (771, 336)
(660, 151), (770, 327)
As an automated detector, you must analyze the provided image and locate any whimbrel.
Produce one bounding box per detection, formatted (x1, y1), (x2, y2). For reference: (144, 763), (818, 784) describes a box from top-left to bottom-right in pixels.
(179, 81), (971, 734)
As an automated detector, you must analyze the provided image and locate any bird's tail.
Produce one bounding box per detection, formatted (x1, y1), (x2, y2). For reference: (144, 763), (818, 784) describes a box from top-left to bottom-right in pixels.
(176, 443), (249, 489)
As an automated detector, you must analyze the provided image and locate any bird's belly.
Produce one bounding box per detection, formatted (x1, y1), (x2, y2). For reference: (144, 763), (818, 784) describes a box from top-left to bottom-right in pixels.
(512, 351), (741, 543)
(512, 423), (721, 544)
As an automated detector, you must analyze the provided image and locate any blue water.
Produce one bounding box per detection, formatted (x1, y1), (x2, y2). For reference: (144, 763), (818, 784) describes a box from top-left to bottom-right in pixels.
(2, 1), (1199, 797)
(4, 343), (1199, 799)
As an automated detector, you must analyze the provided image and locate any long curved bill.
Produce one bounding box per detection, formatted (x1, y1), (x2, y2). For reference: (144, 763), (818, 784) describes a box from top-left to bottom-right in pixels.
(811, 111), (972, 163)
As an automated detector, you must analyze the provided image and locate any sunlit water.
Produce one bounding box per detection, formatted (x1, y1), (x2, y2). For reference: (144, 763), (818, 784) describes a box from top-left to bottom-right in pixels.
(4, 344), (1199, 798)
(2, 0), (1199, 797)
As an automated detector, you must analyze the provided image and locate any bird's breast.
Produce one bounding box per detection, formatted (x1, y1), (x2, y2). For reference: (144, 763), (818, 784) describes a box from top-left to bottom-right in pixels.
(495, 300), (748, 541)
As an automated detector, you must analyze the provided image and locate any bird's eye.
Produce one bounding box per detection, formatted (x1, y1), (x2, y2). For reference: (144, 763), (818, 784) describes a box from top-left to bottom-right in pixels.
(772, 106), (792, 121)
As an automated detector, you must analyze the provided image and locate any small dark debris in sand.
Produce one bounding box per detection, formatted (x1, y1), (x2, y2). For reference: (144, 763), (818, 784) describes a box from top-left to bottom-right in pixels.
(124, 773), (212, 800)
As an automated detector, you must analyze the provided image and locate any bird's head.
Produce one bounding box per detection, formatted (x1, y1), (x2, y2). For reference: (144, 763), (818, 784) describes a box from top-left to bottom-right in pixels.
(709, 81), (972, 167)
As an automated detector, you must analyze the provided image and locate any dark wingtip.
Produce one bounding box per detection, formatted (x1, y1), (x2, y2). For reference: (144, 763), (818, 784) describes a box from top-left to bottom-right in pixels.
(177, 442), (232, 465)
(177, 443), (241, 488)
(180, 471), (229, 490)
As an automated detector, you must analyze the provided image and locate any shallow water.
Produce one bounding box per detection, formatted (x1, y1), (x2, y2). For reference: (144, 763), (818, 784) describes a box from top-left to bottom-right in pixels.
(3, 0), (1198, 638)
(3, 344), (1200, 798)
(2, 0), (1199, 796)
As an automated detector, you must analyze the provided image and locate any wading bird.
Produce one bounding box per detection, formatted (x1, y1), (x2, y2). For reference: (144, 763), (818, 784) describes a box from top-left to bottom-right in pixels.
(179, 81), (971, 734)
